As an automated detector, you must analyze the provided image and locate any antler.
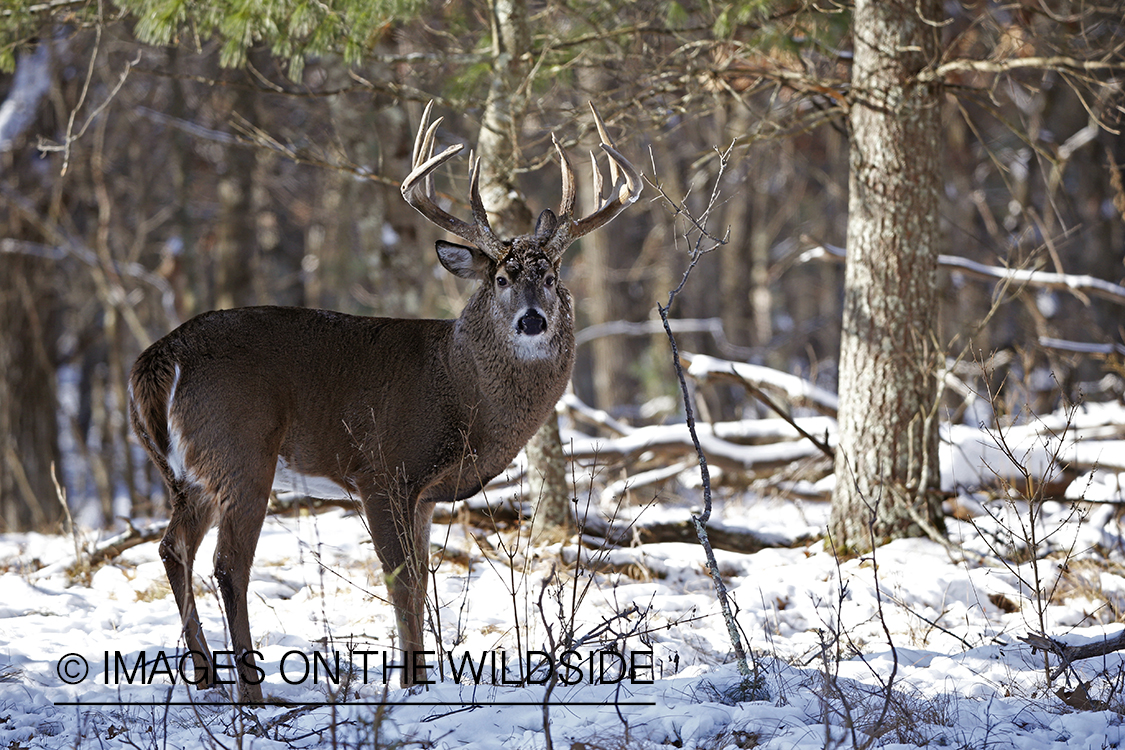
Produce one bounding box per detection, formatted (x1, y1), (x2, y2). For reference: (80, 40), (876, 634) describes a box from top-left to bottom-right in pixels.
(401, 102), (507, 260)
(403, 101), (641, 262)
(548, 102), (643, 255)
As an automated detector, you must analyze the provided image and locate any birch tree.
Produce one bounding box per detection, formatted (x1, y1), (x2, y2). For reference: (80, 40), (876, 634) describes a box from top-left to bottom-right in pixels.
(473, 0), (572, 539)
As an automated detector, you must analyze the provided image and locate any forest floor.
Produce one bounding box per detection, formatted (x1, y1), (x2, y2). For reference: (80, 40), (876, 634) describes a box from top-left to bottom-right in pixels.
(4, 402), (1125, 748)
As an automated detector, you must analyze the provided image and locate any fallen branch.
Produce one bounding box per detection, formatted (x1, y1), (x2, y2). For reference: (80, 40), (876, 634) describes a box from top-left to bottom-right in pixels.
(85, 519), (168, 566)
(566, 421), (829, 474)
(1020, 629), (1125, 682)
(560, 392), (634, 437)
(683, 352), (836, 458)
(579, 512), (809, 555)
(683, 351), (839, 417)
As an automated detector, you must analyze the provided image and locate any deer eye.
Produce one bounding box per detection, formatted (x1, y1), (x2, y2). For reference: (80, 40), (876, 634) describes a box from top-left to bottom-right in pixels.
(496, 275), (509, 288)
(544, 275), (555, 288)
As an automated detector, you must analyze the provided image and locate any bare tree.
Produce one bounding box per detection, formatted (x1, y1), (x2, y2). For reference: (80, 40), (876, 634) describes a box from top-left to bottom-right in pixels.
(0, 43), (61, 531)
(471, 0), (572, 539)
(829, 0), (945, 551)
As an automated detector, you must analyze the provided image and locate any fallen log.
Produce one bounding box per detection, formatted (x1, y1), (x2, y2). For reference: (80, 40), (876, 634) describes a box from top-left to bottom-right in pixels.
(1020, 629), (1125, 681)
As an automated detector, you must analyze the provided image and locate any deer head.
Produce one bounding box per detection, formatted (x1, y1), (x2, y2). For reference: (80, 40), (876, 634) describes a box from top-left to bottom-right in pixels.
(402, 101), (642, 360)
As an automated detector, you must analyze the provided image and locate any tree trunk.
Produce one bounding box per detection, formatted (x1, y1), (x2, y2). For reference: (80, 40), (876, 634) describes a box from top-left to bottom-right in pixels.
(829, 0), (945, 552)
(0, 255), (62, 531)
(475, 0), (572, 539)
(213, 79), (258, 310)
(0, 45), (62, 532)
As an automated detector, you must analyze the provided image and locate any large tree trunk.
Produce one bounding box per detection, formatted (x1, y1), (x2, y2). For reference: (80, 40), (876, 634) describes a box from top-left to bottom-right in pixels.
(213, 73), (259, 311)
(475, 0), (572, 539)
(829, 0), (945, 552)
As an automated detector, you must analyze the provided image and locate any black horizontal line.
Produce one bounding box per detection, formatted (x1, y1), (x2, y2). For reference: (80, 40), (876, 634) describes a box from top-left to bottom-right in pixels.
(53, 700), (656, 707)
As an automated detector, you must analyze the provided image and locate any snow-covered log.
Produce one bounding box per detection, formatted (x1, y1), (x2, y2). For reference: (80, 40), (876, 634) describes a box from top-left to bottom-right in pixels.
(682, 352), (839, 417)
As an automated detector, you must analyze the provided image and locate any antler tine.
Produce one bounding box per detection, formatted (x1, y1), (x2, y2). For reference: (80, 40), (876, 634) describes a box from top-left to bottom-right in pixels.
(589, 102), (621, 187)
(411, 101), (435, 168)
(547, 102), (642, 252)
(420, 115), (442, 199)
(588, 150), (604, 205)
(600, 141), (641, 207)
(552, 133), (577, 218)
(402, 119), (462, 196)
(401, 102), (505, 260)
(467, 155), (494, 233)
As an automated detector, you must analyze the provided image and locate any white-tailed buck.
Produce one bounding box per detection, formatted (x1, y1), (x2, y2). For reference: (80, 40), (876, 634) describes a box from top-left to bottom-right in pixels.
(129, 102), (641, 701)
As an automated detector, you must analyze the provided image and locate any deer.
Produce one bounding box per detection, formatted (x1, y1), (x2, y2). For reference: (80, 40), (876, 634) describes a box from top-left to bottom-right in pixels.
(128, 102), (641, 702)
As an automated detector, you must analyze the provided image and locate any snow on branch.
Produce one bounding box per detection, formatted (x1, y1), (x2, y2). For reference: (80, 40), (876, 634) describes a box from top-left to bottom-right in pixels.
(928, 55), (1125, 82)
(566, 420), (828, 474)
(803, 243), (1125, 306)
(938, 254), (1125, 306)
(1040, 337), (1125, 357)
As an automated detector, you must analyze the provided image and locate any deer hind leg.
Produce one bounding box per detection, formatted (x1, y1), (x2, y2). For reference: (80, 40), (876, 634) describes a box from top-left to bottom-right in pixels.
(159, 481), (216, 690)
(212, 477), (273, 703)
(365, 493), (434, 687)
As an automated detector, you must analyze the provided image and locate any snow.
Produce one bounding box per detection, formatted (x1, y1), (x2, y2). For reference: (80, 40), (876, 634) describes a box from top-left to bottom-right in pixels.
(4, 405), (1125, 748)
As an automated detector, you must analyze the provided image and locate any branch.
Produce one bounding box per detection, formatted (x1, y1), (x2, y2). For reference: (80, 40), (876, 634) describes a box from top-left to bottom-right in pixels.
(1020, 629), (1125, 682)
(0, 233), (178, 333)
(653, 140), (756, 684)
(136, 107), (401, 188)
(576, 316), (755, 361)
(803, 243), (1125, 306)
(85, 519), (169, 566)
(560, 392), (634, 437)
(927, 55), (1125, 82)
(575, 317), (723, 347)
(566, 421), (828, 474)
(939, 254), (1125, 307)
(1039, 337), (1125, 357)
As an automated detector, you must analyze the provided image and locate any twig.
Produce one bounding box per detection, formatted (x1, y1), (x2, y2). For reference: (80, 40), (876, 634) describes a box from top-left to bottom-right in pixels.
(37, 22), (141, 175)
(653, 140), (754, 683)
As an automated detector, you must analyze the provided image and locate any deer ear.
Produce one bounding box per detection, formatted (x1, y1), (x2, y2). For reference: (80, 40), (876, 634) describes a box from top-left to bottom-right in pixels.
(534, 208), (558, 240)
(436, 241), (491, 279)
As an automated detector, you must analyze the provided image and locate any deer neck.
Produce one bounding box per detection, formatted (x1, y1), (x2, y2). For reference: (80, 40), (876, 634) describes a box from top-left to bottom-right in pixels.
(450, 294), (575, 425)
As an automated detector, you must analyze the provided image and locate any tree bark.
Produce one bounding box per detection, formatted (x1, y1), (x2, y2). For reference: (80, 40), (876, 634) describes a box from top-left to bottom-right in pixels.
(475, 0), (572, 538)
(213, 77), (258, 310)
(829, 0), (945, 552)
(0, 45), (62, 532)
(0, 255), (62, 532)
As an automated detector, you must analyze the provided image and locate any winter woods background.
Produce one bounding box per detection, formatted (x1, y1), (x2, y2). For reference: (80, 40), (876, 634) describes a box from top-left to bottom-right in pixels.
(6, 4), (1125, 748)
(0, 1), (1123, 547)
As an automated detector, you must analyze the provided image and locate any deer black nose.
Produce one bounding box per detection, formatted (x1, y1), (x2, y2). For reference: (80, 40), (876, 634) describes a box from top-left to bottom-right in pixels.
(517, 310), (547, 336)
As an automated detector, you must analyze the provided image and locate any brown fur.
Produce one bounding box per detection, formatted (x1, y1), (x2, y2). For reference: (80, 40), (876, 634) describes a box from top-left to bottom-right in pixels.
(130, 242), (574, 701)
(130, 104), (639, 701)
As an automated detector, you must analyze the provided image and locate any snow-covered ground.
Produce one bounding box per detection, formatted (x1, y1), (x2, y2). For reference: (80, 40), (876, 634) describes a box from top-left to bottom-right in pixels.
(4, 405), (1125, 748)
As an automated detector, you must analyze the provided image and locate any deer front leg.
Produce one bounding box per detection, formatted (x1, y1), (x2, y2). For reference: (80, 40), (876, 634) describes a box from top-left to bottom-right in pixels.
(366, 493), (434, 687)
